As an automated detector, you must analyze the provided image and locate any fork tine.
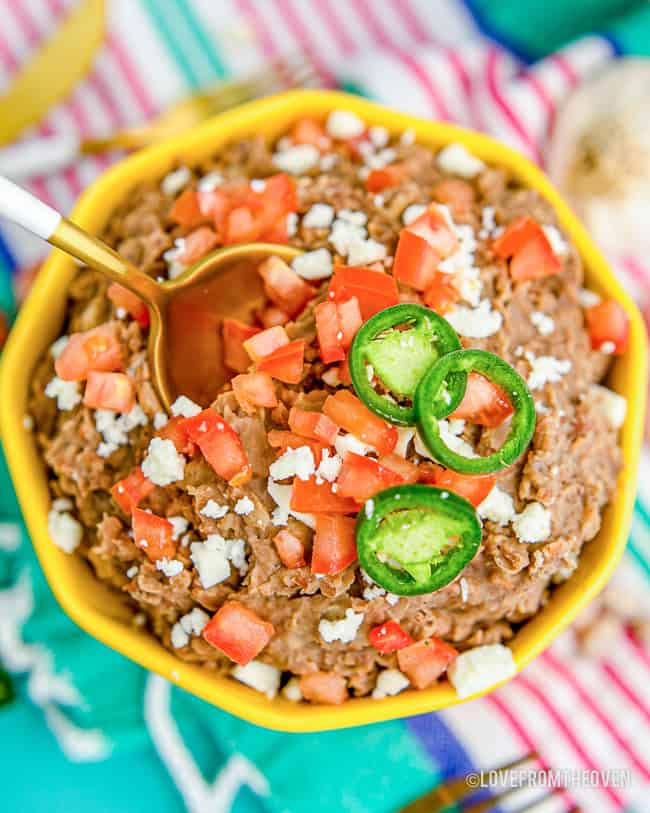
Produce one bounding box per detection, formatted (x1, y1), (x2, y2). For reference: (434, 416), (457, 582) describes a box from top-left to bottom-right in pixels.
(461, 787), (561, 813)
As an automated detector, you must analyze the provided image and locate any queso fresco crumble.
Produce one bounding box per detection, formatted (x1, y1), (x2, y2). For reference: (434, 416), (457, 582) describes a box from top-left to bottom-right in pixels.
(29, 109), (629, 705)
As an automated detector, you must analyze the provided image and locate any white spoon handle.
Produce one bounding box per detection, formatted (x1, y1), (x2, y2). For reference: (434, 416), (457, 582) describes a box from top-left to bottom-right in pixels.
(0, 175), (61, 239)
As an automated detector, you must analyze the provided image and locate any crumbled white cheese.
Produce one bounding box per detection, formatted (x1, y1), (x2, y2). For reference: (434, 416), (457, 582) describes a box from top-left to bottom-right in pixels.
(286, 211), (298, 237)
(319, 609), (364, 644)
(460, 577), (469, 603)
(52, 498), (72, 512)
(48, 507), (82, 553)
(479, 206), (497, 239)
(95, 405), (148, 453)
(171, 624), (189, 649)
(50, 335), (69, 359)
(530, 311), (555, 336)
(436, 143), (485, 178)
(478, 487), (516, 525)
(339, 209), (368, 226)
(197, 171), (223, 193)
(250, 178), (266, 193)
(266, 479), (316, 529)
(156, 557), (184, 578)
(168, 516), (189, 541)
(200, 499), (229, 520)
(365, 147), (397, 171)
(180, 607), (210, 636)
(414, 421), (474, 462)
(334, 433), (377, 458)
(162, 166), (191, 196)
(321, 367), (340, 387)
(369, 125), (389, 148)
(232, 660), (281, 699)
(291, 248), (333, 280)
(600, 341), (616, 355)
(329, 217), (367, 257)
(525, 351), (571, 390)
(402, 203), (427, 225)
(272, 144), (319, 174)
(153, 411), (168, 430)
(163, 237), (186, 277)
(372, 669), (410, 699)
(269, 445), (316, 482)
(347, 238), (387, 266)
(303, 203), (335, 229)
(320, 153), (338, 171)
(590, 384), (627, 429)
(326, 110), (365, 139)
(190, 533), (248, 587)
(373, 194), (385, 207)
(448, 644), (515, 698)
(97, 441), (118, 459)
(362, 581), (386, 601)
(445, 300), (503, 339)
(316, 449), (342, 482)
(579, 288), (601, 308)
(234, 496), (255, 516)
(282, 677), (303, 702)
(512, 502), (552, 543)
(535, 401), (551, 415)
(170, 395), (202, 418)
(400, 128), (416, 146)
(126, 565), (138, 579)
(542, 224), (568, 256)
(44, 377), (81, 411)
(141, 437), (185, 486)
(393, 427), (415, 458)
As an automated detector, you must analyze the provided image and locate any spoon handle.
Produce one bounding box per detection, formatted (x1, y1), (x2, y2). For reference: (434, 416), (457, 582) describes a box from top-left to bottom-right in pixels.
(0, 175), (160, 303)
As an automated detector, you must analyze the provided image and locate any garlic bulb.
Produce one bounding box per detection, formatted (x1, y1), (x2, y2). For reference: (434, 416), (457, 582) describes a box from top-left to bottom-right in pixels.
(546, 59), (650, 260)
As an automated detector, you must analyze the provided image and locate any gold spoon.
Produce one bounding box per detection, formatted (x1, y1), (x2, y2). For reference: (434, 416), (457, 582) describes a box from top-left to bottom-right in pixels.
(0, 176), (302, 410)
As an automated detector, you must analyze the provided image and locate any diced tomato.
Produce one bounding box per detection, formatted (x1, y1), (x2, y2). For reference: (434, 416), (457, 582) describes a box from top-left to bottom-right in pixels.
(365, 165), (406, 193)
(267, 430), (328, 465)
(316, 297), (363, 365)
(492, 216), (561, 282)
(197, 187), (231, 230)
(132, 507), (175, 562)
(243, 325), (289, 363)
(299, 672), (348, 705)
(157, 415), (195, 455)
(311, 514), (357, 575)
(256, 173), (298, 235)
(107, 283), (150, 328)
(273, 529), (306, 569)
(223, 206), (258, 245)
(338, 355), (352, 386)
(432, 178), (475, 217)
(450, 372), (514, 427)
(291, 478), (359, 514)
(222, 318), (260, 373)
(369, 621), (414, 653)
(585, 300), (630, 355)
(186, 410), (252, 486)
(397, 637), (458, 689)
(55, 324), (123, 381)
(328, 267), (399, 321)
(202, 601), (274, 665)
(257, 255), (314, 317)
(111, 467), (156, 514)
(177, 408), (221, 443)
(291, 117), (332, 151)
(344, 130), (371, 158)
(393, 206), (458, 291)
(336, 453), (404, 502)
(378, 453), (420, 484)
(323, 390), (398, 456)
(260, 305), (290, 328)
(169, 189), (207, 228)
(83, 371), (135, 413)
(423, 271), (460, 315)
(180, 226), (219, 266)
(232, 372), (277, 413)
(422, 464), (495, 507)
(257, 339), (305, 384)
(288, 407), (339, 445)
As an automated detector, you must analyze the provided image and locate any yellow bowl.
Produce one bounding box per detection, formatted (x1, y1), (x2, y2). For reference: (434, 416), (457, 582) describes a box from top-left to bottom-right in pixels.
(1, 90), (647, 732)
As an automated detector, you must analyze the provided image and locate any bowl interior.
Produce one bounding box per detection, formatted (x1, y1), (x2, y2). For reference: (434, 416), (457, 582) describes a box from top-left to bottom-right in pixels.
(0, 90), (647, 731)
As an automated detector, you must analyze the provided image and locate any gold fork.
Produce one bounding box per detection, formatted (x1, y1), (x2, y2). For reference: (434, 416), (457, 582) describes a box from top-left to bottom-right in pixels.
(81, 52), (320, 154)
(396, 752), (580, 813)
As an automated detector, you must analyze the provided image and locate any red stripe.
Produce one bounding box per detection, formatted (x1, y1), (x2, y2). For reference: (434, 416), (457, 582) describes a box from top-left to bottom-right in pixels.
(543, 651), (650, 781)
(314, 0), (356, 56)
(236, 0), (279, 61)
(485, 48), (542, 164)
(516, 672), (625, 808)
(105, 33), (157, 119)
(601, 661), (650, 726)
(551, 53), (578, 88)
(626, 626), (650, 668)
(391, 0), (429, 45)
(274, 0), (336, 86)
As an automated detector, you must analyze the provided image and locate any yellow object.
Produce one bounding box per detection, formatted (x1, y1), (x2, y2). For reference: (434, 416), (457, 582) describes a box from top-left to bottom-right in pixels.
(0, 0), (105, 146)
(0, 91), (646, 732)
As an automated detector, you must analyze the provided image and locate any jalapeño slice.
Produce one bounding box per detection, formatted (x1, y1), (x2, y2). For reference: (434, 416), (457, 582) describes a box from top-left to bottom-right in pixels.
(357, 484), (482, 596)
(349, 304), (464, 426)
(415, 349), (535, 475)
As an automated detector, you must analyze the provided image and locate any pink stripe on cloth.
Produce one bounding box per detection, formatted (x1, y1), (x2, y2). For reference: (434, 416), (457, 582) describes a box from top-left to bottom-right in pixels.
(236, 0), (279, 62)
(104, 33), (157, 120)
(522, 72), (555, 143)
(350, 0), (392, 48)
(551, 52), (579, 87)
(391, 0), (429, 45)
(621, 256), (650, 288)
(601, 661), (650, 726)
(543, 651), (650, 782)
(314, 0), (356, 56)
(274, 0), (336, 85)
(485, 48), (542, 164)
(516, 672), (626, 809)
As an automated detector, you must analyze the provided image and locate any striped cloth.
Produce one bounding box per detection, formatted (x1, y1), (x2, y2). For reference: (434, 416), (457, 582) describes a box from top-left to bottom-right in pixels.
(0, 3), (649, 813)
